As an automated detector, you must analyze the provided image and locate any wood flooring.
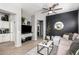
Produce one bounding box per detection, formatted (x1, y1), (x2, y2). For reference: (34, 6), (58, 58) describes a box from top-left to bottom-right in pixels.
(0, 39), (42, 55)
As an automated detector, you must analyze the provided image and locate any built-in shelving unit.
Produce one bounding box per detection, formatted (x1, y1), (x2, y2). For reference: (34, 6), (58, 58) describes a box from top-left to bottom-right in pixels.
(0, 13), (11, 43)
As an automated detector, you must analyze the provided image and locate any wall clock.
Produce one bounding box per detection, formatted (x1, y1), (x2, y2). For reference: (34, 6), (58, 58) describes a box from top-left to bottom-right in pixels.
(54, 21), (64, 30)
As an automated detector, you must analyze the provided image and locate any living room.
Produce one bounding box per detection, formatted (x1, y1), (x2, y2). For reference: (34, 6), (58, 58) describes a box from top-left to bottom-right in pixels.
(0, 3), (79, 55)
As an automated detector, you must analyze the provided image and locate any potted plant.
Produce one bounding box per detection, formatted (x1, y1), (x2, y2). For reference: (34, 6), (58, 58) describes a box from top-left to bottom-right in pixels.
(47, 22), (52, 40)
(21, 17), (26, 24)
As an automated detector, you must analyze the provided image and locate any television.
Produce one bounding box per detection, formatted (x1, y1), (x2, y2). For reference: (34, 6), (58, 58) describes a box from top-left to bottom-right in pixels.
(21, 25), (32, 34)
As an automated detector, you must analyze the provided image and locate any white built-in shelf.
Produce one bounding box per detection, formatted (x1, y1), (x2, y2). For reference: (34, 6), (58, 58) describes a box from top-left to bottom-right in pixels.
(0, 21), (10, 28)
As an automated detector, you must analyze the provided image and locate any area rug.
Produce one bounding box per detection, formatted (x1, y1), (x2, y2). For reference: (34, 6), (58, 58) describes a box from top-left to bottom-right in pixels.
(26, 45), (58, 55)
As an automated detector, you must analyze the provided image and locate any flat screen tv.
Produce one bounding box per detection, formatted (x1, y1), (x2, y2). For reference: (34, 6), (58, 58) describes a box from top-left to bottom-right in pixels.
(21, 25), (32, 34)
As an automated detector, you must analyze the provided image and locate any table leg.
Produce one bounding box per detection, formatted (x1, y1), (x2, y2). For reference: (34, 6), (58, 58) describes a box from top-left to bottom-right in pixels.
(37, 45), (39, 53)
(47, 48), (49, 55)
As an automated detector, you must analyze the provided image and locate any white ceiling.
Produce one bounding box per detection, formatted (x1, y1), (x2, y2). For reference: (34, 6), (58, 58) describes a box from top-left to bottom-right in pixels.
(21, 3), (79, 17)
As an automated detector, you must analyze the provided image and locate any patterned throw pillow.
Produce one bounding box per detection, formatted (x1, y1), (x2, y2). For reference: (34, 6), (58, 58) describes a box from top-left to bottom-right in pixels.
(46, 36), (50, 40)
(69, 33), (73, 40)
(63, 34), (69, 40)
(72, 33), (78, 40)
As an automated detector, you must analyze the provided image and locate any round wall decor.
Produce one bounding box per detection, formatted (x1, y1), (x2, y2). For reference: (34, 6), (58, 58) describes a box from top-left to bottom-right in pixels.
(54, 21), (64, 30)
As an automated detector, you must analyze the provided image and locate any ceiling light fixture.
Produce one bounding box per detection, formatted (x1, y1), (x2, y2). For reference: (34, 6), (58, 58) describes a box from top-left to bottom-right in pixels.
(48, 10), (52, 14)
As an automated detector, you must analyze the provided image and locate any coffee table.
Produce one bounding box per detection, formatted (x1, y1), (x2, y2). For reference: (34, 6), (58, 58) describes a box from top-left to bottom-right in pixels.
(37, 41), (53, 55)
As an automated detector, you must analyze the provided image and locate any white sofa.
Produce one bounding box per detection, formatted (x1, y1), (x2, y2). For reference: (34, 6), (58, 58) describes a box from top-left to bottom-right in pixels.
(57, 33), (79, 55)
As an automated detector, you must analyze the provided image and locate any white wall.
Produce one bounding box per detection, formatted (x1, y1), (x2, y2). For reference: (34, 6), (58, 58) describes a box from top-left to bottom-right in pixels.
(22, 10), (32, 25)
(31, 15), (37, 40)
(0, 4), (22, 47)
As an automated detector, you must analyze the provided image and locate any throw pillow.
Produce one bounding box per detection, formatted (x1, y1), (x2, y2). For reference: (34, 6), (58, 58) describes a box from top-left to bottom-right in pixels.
(46, 36), (50, 40)
(69, 33), (73, 40)
(76, 35), (79, 40)
(63, 34), (69, 40)
(51, 36), (54, 41)
(72, 33), (78, 40)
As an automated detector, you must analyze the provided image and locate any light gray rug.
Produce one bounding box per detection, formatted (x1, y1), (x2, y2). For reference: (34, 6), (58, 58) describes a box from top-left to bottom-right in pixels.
(26, 45), (58, 55)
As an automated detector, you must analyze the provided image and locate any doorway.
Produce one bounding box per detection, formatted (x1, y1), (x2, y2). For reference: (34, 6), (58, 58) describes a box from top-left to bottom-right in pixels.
(37, 20), (43, 39)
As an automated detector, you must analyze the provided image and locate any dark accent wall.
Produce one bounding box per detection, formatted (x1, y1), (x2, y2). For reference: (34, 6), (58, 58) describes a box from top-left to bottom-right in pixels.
(46, 10), (78, 36)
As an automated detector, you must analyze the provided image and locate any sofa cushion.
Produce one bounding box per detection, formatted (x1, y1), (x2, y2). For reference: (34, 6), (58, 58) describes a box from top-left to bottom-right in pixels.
(67, 39), (79, 55)
(57, 38), (73, 55)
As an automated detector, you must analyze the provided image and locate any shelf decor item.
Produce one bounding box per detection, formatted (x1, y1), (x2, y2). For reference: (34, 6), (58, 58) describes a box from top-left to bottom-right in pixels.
(27, 21), (30, 25)
(5, 15), (9, 21)
(1, 15), (9, 21)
